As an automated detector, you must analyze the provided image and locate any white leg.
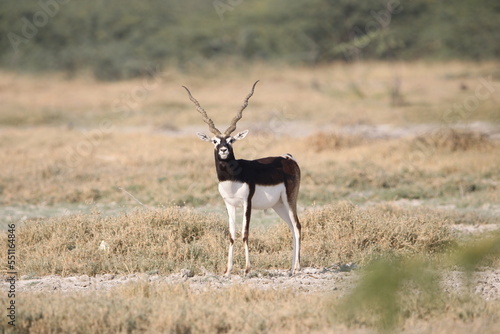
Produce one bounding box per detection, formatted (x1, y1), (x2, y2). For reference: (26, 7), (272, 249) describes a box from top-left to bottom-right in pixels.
(224, 202), (236, 277)
(242, 201), (252, 274)
(273, 199), (301, 274)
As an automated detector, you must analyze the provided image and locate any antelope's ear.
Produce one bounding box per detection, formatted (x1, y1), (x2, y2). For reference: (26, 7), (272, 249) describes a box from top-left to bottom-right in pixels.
(233, 130), (249, 141)
(197, 132), (212, 142)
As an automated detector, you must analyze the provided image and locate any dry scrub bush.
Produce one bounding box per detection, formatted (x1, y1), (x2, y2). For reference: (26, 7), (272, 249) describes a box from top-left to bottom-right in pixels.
(10, 203), (454, 276)
(308, 132), (365, 152)
(300, 202), (453, 266)
(412, 128), (493, 152)
(15, 208), (228, 276)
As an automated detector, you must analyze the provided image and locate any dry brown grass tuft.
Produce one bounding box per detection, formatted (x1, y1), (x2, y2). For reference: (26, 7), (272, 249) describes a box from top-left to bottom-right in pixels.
(8, 203), (455, 277)
(307, 132), (366, 152)
(301, 202), (453, 265)
(412, 128), (494, 152)
(15, 208), (228, 276)
(9, 284), (330, 334)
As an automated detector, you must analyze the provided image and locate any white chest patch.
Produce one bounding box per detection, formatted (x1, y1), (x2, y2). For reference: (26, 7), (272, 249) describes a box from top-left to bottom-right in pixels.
(218, 181), (285, 210)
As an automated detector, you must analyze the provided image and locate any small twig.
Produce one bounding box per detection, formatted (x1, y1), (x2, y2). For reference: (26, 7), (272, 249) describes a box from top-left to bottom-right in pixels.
(117, 186), (146, 208)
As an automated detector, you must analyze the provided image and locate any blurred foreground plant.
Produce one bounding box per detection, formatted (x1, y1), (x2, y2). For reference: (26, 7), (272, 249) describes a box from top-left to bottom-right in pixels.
(334, 231), (500, 332)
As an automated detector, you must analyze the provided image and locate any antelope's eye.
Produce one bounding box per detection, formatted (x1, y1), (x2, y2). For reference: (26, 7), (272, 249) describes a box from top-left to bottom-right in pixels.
(228, 138), (235, 144)
(212, 140), (218, 144)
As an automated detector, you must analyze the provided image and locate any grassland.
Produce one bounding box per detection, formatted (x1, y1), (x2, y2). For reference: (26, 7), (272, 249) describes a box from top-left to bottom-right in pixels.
(0, 62), (499, 333)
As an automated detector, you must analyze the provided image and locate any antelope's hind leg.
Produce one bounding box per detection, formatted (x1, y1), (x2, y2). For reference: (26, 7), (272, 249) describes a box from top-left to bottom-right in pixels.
(242, 201), (252, 275)
(272, 200), (301, 275)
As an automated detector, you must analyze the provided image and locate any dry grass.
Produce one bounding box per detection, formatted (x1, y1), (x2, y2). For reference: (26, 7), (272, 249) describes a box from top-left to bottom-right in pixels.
(412, 128), (494, 152)
(2, 203), (453, 277)
(301, 203), (453, 264)
(307, 132), (366, 152)
(1, 62), (499, 333)
(1, 282), (497, 334)
(5, 284), (329, 334)
(0, 127), (498, 209)
(1, 205), (498, 333)
(13, 208), (226, 276)
(1, 61), (499, 128)
(0, 61), (499, 210)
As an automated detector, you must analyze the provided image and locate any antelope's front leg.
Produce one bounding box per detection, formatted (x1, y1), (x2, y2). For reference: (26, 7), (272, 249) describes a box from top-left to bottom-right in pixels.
(242, 201), (252, 275)
(224, 202), (236, 277)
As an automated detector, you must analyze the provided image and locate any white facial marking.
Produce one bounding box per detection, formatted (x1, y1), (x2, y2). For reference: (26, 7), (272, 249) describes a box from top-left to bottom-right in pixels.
(212, 137), (221, 146)
(218, 146), (230, 159)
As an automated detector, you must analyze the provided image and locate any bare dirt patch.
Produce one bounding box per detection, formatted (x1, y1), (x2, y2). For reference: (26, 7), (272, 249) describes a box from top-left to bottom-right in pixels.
(10, 267), (356, 295)
(442, 270), (500, 301)
(6, 267), (499, 301)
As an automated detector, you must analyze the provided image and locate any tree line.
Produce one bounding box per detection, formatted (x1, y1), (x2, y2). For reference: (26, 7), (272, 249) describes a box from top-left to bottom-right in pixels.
(1, 0), (498, 80)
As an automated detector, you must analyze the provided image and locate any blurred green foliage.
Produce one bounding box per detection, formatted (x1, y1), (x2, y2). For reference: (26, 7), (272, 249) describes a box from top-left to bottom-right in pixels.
(336, 231), (500, 332)
(1, 0), (498, 80)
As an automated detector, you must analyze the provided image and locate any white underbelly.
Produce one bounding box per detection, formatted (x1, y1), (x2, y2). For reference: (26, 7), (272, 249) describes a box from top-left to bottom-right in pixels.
(218, 181), (285, 210)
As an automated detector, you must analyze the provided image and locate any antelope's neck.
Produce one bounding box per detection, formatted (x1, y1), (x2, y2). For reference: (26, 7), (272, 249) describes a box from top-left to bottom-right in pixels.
(215, 154), (240, 182)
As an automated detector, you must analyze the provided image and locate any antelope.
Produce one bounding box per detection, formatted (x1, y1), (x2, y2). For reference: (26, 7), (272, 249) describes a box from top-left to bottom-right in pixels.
(182, 81), (301, 276)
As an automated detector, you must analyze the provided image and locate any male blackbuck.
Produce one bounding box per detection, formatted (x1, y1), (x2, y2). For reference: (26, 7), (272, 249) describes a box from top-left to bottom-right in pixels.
(182, 81), (302, 276)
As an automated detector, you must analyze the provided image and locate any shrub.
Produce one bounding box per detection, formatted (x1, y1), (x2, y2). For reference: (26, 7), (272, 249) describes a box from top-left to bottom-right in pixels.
(9, 203), (454, 276)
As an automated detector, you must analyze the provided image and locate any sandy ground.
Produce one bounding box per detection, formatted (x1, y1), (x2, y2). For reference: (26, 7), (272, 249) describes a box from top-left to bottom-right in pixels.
(4, 266), (498, 301)
(8, 267), (356, 295)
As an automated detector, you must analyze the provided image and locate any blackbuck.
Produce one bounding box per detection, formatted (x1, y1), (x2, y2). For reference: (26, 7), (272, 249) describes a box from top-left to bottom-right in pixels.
(182, 81), (302, 276)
